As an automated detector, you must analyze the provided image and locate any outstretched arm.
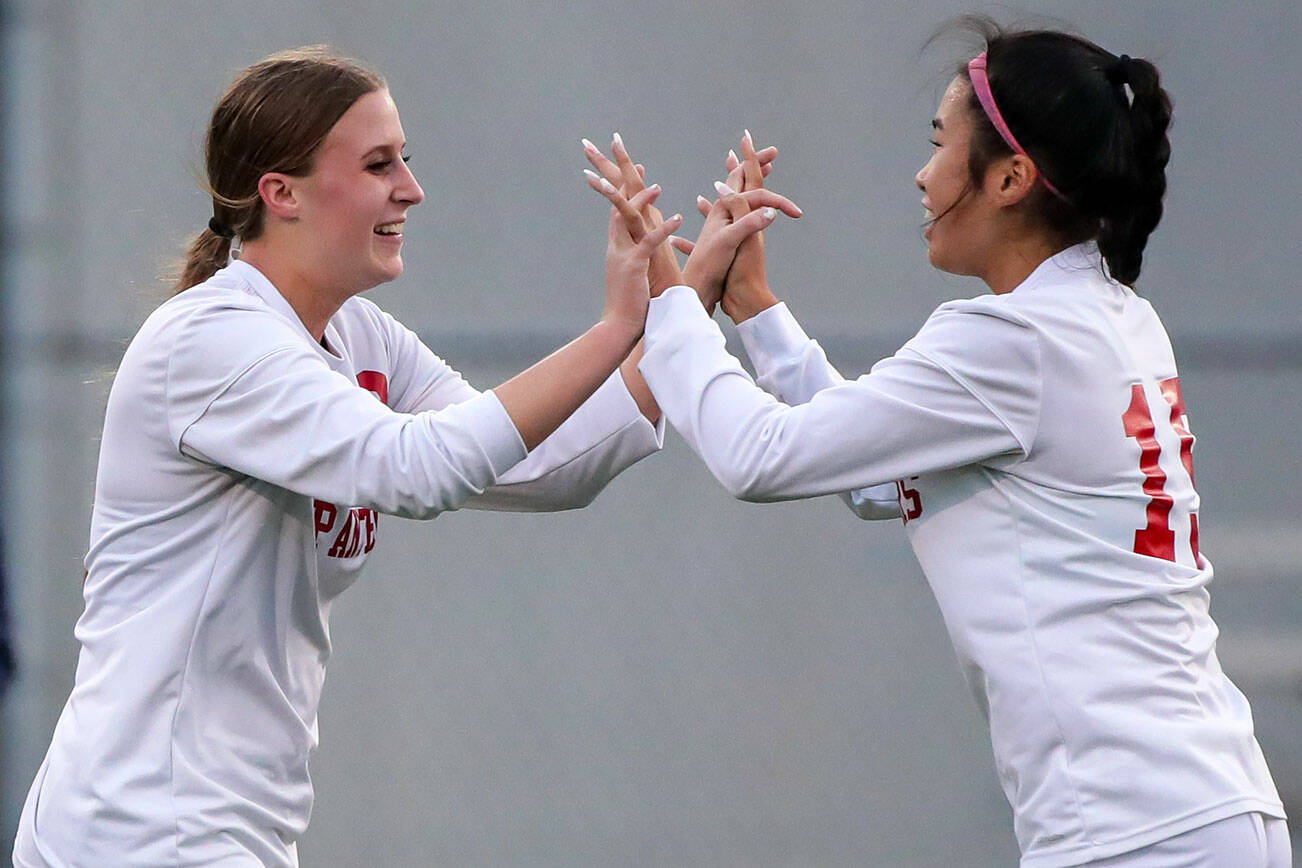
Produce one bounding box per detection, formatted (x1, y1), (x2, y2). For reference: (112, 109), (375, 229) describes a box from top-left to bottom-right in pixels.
(493, 179), (681, 451)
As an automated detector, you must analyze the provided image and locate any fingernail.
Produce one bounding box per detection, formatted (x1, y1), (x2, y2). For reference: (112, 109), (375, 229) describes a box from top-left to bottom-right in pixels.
(696, 195), (709, 206)
(793, 205), (804, 216)
(728, 149), (739, 163)
(714, 181), (735, 196)
(648, 183), (661, 193)
(612, 132), (624, 150)
(744, 129), (753, 143)
(762, 207), (776, 220)
(670, 213), (683, 223)
(600, 178), (616, 194)
(583, 169), (600, 182)
(581, 138), (599, 154)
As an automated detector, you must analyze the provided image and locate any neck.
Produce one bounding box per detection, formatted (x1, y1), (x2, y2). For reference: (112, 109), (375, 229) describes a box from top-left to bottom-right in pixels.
(239, 243), (346, 341)
(980, 233), (1072, 295)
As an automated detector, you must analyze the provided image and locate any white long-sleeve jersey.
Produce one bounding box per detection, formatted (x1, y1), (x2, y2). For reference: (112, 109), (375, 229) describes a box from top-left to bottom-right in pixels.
(16, 260), (662, 867)
(638, 244), (1283, 867)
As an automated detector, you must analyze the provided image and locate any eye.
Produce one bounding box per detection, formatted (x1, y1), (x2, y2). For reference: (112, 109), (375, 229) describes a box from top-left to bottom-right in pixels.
(367, 159), (392, 173)
(401, 154), (412, 164)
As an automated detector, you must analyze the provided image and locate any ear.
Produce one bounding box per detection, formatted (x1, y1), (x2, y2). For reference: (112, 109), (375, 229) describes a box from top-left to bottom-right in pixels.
(257, 173), (301, 221)
(984, 153), (1039, 208)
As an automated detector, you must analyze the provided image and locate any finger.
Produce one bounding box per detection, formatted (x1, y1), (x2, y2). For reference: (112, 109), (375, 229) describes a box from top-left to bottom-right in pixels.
(754, 145), (778, 164)
(741, 129), (758, 162)
(716, 205), (779, 247)
(670, 235), (695, 255)
(696, 195), (711, 218)
(713, 181), (751, 221)
(725, 150), (740, 174)
(635, 163), (646, 180)
(626, 183), (663, 214)
(588, 171), (649, 240)
(582, 138), (624, 186)
(640, 213), (683, 251)
(736, 187), (803, 217)
(726, 163), (745, 193)
(611, 132), (645, 195)
(761, 162), (773, 178)
(743, 156), (763, 192)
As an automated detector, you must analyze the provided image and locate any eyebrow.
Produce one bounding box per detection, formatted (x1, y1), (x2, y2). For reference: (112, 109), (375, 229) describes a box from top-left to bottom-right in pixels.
(361, 143), (406, 160)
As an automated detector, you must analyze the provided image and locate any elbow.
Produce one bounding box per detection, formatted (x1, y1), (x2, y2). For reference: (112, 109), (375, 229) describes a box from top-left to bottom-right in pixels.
(717, 466), (778, 503)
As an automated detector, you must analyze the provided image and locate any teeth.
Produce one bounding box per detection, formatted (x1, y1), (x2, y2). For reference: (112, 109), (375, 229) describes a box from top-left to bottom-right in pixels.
(375, 223), (403, 235)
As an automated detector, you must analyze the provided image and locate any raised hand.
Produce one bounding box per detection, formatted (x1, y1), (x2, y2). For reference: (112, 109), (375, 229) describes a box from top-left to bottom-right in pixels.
(582, 134), (682, 297)
(719, 130), (782, 323)
(583, 168), (682, 331)
(680, 131), (800, 313)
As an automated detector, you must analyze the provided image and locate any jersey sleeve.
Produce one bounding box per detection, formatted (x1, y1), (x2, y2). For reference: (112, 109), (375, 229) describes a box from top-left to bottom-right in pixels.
(738, 303), (901, 520)
(166, 305), (527, 519)
(639, 286), (1040, 502)
(370, 305), (664, 512)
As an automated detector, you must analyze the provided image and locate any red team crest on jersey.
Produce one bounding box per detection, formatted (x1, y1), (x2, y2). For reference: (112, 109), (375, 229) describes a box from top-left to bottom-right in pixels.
(314, 371), (388, 558)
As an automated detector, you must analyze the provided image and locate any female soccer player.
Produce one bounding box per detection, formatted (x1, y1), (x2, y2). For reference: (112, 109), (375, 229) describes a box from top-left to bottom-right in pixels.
(635, 22), (1291, 868)
(13, 47), (701, 866)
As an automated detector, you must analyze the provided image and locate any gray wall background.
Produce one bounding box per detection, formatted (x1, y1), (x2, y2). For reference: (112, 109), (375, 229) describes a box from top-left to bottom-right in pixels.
(2, 2), (1298, 865)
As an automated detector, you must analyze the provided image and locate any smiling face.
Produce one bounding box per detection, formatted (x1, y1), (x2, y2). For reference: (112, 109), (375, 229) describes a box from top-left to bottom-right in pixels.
(915, 77), (1004, 279)
(291, 88), (425, 296)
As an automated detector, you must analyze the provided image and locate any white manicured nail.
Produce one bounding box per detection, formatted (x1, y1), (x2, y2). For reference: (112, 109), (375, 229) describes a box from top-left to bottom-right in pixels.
(600, 178), (616, 193)
(697, 195), (709, 206)
(612, 132), (624, 150)
(728, 149), (739, 163)
(714, 181), (735, 196)
(581, 138), (599, 153)
(583, 169), (600, 182)
(762, 207), (776, 219)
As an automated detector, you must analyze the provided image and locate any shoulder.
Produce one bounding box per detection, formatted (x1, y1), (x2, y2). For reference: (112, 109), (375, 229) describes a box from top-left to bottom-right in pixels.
(909, 294), (1039, 366)
(149, 285), (318, 396)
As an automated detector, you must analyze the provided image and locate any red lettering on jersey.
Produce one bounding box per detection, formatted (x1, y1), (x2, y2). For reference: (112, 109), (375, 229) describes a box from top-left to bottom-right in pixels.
(314, 500), (338, 534)
(896, 477), (923, 524)
(312, 370), (388, 559)
(1159, 378), (1196, 487)
(327, 507), (378, 559)
(361, 508), (377, 554)
(1123, 384), (1176, 560)
(356, 370), (390, 406)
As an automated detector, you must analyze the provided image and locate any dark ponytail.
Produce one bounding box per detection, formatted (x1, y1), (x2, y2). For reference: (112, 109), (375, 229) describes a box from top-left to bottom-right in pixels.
(950, 19), (1174, 286)
(1094, 55), (1172, 285)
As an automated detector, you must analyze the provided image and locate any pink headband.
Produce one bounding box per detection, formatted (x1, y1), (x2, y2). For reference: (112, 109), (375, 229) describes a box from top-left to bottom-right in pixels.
(967, 51), (1065, 199)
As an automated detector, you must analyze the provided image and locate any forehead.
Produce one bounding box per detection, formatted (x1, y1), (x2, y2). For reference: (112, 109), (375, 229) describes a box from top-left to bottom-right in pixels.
(319, 88), (405, 156)
(935, 76), (974, 127)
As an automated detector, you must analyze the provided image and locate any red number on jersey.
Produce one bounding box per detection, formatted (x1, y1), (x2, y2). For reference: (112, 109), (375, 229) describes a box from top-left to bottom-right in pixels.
(1122, 377), (1198, 563)
(896, 477), (923, 524)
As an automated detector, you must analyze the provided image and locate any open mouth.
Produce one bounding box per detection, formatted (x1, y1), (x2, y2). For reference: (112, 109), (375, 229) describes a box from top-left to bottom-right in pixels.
(375, 222), (404, 237)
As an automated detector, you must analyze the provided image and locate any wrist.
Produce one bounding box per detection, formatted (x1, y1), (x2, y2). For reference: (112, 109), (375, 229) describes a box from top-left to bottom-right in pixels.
(721, 284), (780, 324)
(596, 312), (645, 351)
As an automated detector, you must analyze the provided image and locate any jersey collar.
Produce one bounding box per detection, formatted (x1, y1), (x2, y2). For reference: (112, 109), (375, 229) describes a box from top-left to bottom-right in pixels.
(220, 260), (346, 362)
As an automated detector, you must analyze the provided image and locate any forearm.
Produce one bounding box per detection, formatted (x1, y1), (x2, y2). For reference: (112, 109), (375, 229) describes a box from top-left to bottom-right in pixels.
(466, 367), (663, 511)
(493, 318), (642, 451)
(619, 338), (661, 424)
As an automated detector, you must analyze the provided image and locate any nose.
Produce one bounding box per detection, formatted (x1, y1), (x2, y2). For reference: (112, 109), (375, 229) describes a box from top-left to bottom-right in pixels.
(396, 160), (425, 206)
(915, 163), (927, 192)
